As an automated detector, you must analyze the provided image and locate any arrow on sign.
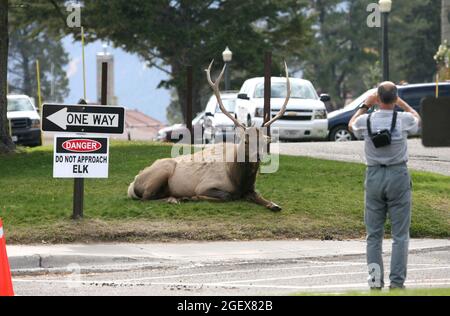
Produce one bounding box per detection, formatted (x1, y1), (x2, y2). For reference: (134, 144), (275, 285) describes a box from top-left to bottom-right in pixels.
(46, 107), (119, 130)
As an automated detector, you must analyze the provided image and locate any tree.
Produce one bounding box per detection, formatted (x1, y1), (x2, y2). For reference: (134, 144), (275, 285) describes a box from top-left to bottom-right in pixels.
(8, 23), (70, 103)
(389, 0), (441, 84)
(303, 1), (380, 108)
(51, 0), (313, 121)
(0, 0), (15, 153)
(303, 0), (441, 109)
(442, 0), (450, 43)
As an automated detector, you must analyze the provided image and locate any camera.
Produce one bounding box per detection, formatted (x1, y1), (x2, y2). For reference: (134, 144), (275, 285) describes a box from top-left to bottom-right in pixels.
(367, 111), (397, 148)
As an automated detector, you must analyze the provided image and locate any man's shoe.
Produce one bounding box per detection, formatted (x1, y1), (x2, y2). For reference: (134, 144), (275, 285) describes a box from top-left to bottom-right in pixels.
(389, 284), (405, 290)
(370, 287), (382, 291)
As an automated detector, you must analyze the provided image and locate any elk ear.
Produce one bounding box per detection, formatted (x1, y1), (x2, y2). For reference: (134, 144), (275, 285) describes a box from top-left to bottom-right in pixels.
(263, 135), (272, 143)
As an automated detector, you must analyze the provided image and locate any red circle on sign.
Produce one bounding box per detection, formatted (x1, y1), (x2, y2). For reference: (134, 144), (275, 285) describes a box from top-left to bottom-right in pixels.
(62, 139), (102, 153)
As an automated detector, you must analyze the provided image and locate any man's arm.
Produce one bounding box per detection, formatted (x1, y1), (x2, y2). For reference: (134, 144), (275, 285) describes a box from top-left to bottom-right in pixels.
(348, 108), (368, 133)
(348, 93), (377, 132)
(396, 97), (421, 124)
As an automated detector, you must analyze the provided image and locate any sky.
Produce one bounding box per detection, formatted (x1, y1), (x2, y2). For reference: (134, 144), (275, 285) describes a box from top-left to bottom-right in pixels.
(63, 36), (171, 123)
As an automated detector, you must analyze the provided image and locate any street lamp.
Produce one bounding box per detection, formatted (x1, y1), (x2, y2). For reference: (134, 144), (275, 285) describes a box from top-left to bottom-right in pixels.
(222, 46), (232, 90)
(379, 0), (392, 81)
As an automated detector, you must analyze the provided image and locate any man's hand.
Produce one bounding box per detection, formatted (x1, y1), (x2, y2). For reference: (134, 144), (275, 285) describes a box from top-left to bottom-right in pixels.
(365, 92), (379, 108)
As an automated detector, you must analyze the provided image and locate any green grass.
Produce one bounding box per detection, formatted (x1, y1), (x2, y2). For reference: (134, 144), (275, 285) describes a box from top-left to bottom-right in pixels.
(0, 141), (449, 244)
(295, 288), (450, 296)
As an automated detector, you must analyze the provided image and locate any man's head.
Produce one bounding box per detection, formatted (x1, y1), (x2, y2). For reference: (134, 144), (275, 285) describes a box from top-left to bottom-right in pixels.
(377, 81), (398, 105)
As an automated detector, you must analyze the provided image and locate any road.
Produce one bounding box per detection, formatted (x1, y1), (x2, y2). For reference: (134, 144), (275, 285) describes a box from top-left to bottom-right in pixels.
(10, 240), (450, 296)
(275, 139), (450, 176)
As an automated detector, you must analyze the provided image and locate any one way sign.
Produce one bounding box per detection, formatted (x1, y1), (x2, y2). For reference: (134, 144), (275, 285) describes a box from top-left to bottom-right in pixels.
(42, 104), (125, 134)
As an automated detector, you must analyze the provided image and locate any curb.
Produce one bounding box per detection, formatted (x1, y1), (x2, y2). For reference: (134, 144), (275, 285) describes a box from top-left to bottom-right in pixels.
(10, 254), (168, 275)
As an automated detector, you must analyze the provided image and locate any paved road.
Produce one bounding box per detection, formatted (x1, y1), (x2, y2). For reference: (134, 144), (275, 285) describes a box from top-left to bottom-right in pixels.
(275, 139), (450, 176)
(10, 240), (450, 296)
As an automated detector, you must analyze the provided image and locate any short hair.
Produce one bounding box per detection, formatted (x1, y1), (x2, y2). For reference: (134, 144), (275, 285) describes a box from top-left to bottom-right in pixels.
(378, 84), (398, 104)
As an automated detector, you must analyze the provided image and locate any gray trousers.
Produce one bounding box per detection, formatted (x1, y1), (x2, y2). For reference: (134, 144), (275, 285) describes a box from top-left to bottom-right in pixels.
(364, 163), (412, 288)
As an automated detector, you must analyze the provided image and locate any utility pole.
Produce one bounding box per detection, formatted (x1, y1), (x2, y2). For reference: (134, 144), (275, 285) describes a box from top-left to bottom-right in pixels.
(442, 0), (450, 44)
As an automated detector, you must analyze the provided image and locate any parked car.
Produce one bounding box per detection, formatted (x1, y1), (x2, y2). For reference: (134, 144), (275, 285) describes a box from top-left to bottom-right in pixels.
(327, 89), (375, 142)
(7, 94), (42, 147)
(235, 77), (329, 141)
(327, 82), (450, 141)
(203, 91), (238, 143)
(156, 111), (205, 143)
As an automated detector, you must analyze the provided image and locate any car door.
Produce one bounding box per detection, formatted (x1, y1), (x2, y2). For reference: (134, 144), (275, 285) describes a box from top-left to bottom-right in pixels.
(236, 81), (251, 123)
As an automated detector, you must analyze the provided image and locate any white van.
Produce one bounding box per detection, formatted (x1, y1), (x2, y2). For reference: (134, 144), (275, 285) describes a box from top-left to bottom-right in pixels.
(235, 77), (329, 140)
(7, 95), (42, 146)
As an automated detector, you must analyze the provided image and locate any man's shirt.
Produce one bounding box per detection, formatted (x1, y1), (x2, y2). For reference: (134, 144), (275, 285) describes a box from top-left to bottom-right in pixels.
(351, 110), (419, 166)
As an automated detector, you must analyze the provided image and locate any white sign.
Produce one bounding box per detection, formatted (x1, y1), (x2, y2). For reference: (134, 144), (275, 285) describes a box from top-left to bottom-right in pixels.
(46, 107), (119, 130)
(53, 135), (109, 178)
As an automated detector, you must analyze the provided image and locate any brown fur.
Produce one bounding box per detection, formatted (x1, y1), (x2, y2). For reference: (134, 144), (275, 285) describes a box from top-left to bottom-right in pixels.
(128, 129), (281, 211)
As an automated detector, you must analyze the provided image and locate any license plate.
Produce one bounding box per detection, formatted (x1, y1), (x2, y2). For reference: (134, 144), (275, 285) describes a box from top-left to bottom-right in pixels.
(11, 136), (18, 142)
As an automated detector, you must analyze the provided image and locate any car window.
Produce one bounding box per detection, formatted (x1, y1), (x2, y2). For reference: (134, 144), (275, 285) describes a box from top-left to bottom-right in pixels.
(254, 82), (317, 99)
(437, 84), (450, 97)
(7, 98), (35, 112)
(400, 86), (436, 111)
(214, 99), (235, 113)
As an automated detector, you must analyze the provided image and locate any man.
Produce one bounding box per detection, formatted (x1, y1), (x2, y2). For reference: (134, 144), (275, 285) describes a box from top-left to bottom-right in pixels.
(349, 81), (421, 290)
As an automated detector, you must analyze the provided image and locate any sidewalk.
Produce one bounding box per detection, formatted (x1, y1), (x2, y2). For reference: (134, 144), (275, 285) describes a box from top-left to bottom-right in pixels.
(7, 239), (450, 273)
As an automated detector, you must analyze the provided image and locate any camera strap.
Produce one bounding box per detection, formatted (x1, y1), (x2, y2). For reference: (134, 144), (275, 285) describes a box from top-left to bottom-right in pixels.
(367, 110), (398, 137)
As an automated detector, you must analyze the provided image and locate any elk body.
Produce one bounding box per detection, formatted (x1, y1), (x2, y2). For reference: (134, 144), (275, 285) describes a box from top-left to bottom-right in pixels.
(128, 61), (290, 211)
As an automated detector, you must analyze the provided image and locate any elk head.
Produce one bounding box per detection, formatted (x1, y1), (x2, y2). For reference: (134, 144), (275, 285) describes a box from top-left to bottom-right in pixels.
(205, 60), (291, 162)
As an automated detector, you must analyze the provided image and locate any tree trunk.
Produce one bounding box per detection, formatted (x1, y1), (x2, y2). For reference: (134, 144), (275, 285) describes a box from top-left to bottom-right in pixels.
(442, 0), (450, 43)
(172, 63), (203, 123)
(0, 0), (15, 153)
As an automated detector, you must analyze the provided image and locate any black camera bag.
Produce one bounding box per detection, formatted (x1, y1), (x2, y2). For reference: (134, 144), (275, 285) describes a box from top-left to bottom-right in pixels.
(367, 111), (397, 148)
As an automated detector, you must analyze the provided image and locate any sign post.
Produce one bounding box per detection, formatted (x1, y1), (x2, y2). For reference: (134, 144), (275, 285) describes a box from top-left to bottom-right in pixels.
(42, 71), (124, 219)
(263, 52), (272, 153)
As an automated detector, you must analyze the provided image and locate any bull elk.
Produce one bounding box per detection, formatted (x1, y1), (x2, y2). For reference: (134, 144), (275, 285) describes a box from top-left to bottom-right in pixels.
(128, 61), (290, 211)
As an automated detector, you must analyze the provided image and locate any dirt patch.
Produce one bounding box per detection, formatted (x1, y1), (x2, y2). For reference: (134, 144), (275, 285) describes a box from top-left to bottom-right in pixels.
(6, 218), (365, 244)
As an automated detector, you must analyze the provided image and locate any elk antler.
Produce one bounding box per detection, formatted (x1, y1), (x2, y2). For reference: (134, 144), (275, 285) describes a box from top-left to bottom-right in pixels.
(263, 61), (291, 128)
(206, 60), (246, 130)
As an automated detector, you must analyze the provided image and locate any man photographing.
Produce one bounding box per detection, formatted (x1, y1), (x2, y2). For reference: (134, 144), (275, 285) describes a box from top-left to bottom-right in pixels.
(349, 81), (421, 290)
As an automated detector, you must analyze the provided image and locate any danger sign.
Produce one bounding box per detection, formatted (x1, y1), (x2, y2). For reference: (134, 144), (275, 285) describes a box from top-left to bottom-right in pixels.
(53, 135), (109, 178)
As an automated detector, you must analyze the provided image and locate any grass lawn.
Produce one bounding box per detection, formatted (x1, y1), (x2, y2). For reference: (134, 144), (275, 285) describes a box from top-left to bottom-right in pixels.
(0, 141), (449, 244)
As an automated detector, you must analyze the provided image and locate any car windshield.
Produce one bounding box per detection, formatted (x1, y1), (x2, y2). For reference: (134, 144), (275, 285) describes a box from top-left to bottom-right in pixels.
(344, 89), (376, 109)
(7, 98), (35, 112)
(254, 82), (317, 99)
(214, 99), (235, 113)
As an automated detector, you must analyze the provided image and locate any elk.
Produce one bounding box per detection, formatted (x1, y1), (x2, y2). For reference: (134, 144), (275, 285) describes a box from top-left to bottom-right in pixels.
(128, 61), (290, 211)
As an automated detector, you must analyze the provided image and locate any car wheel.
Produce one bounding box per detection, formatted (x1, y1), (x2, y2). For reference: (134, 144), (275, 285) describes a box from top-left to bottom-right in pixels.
(330, 125), (353, 142)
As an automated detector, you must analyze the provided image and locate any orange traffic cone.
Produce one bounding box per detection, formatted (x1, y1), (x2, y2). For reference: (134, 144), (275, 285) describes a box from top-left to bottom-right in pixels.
(0, 218), (14, 296)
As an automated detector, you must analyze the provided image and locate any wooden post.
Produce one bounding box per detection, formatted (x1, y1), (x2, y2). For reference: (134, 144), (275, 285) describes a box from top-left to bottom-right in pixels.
(101, 62), (108, 105)
(263, 52), (272, 153)
(186, 66), (193, 145)
(72, 98), (88, 220)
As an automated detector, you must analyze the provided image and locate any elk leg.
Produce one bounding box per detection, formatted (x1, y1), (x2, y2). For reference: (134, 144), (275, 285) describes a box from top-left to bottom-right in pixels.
(193, 188), (233, 202)
(136, 159), (176, 200)
(246, 191), (282, 212)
